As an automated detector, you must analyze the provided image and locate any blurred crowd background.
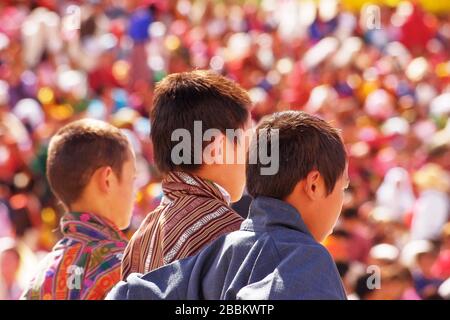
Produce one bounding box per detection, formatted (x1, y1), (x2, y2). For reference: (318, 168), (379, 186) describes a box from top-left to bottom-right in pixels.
(0, 0), (449, 300)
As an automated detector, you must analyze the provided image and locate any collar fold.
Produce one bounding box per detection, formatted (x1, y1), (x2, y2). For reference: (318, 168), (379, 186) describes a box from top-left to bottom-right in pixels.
(241, 196), (313, 238)
(162, 171), (230, 204)
(61, 212), (127, 243)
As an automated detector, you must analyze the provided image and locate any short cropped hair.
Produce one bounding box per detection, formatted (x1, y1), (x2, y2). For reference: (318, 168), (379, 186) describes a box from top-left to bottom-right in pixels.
(46, 119), (130, 208)
(246, 111), (346, 199)
(150, 70), (250, 173)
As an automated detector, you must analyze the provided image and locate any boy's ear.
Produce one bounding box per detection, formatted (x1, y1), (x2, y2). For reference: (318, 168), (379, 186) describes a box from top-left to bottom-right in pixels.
(215, 133), (226, 159)
(203, 132), (225, 164)
(304, 170), (324, 200)
(95, 166), (113, 193)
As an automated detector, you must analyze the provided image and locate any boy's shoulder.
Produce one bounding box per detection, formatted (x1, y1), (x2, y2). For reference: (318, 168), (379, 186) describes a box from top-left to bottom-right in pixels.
(85, 238), (127, 255)
(265, 230), (346, 299)
(83, 239), (126, 272)
(22, 237), (126, 300)
(136, 194), (242, 240)
(21, 239), (83, 299)
(268, 227), (335, 266)
(54, 235), (126, 263)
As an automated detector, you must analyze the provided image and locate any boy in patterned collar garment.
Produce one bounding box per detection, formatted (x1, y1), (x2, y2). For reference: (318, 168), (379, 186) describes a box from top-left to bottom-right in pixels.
(22, 119), (136, 300)
(121, 70), (251, 279)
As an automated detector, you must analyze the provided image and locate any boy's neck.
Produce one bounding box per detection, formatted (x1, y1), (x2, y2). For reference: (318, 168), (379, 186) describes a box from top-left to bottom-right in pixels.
(191, 169), (227, 193)
(69, 203), (112, 224)
(284, 196), (320, 242)
(69, 202), (95, 214)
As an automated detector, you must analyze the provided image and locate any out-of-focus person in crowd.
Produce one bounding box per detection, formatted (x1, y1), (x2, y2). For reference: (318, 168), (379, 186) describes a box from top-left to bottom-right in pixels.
(0, 238), (22, 300)
(410, 164), (450, 241)
(402, 240), (443, 299)
(376, 167), (415, 223)
(354, 264), (420, 300)
(433, 223), (450, 280)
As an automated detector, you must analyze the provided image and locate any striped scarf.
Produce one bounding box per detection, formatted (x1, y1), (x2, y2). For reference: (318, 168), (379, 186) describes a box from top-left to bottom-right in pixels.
(121, 171), (243, 279)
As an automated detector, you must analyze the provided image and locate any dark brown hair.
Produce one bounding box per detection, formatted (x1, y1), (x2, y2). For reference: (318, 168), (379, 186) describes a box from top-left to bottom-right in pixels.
(46, 119), (130, 208)
(150, 70), (250, 173)
(246, 111), (346, 199)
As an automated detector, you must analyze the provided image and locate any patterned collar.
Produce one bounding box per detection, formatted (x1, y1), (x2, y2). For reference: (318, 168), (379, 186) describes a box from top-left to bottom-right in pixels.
(213, 182), (231, 205)
(60, 212), (128, 243)
(162, 171), (231, 205)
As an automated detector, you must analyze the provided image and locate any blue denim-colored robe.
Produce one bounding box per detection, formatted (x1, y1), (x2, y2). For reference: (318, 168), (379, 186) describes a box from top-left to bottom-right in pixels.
(107, 196), (347, 300)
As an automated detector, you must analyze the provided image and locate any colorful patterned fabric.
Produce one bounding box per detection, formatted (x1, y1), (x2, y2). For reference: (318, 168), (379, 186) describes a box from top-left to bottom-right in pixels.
(121, 171), (243, 279)
(21, 212), (128, 300)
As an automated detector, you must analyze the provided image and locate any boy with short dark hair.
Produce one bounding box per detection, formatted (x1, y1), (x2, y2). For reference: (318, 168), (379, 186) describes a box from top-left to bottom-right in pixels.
(108, 111), (349, 300)
(121, 70), (251, 279)
(22, 119), (136, 300)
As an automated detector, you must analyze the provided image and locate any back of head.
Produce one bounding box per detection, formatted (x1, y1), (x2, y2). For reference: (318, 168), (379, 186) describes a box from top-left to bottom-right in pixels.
(46, 119), (130, 209)
(150, 70), (250, 173)
(246, 111), (347, 199)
